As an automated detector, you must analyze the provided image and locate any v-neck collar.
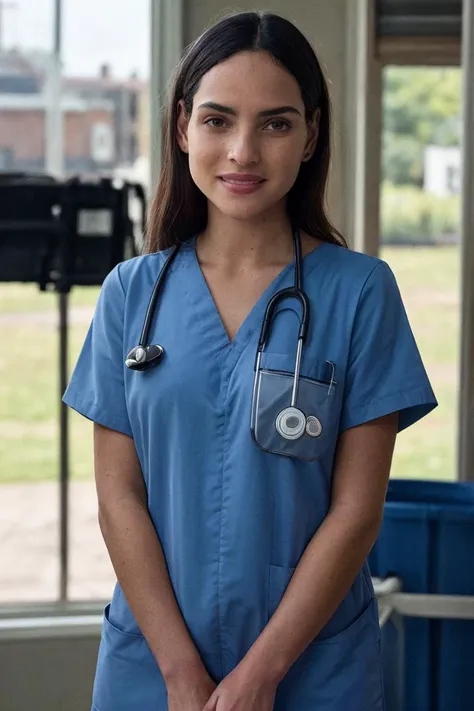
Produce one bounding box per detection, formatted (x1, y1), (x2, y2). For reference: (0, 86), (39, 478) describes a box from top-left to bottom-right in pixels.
(184, 235), (330, 355)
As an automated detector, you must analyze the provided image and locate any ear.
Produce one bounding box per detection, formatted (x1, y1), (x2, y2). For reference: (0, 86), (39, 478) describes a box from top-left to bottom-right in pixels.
(176, 99), (190, 153)
(302, 108), (320, 162)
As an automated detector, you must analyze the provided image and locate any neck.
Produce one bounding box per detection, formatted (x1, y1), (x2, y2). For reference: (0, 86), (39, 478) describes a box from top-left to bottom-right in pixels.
(198, 203), (295, 268)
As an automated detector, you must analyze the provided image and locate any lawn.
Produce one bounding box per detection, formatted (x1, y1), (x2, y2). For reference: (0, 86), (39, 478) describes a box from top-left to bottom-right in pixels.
(0, 246), (460, 484)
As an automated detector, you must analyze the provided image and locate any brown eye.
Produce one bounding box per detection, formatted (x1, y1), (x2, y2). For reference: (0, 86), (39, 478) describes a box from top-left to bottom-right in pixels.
(205, 117), (227, 128)
(266, 119), (291, 132)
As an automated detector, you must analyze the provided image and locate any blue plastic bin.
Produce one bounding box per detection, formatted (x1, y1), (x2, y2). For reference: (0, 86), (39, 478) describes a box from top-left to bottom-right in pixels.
(369, 480), (474, 711)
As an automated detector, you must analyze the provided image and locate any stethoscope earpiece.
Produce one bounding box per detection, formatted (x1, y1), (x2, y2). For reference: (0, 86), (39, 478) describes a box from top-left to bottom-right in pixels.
(125, 344), (164, 371)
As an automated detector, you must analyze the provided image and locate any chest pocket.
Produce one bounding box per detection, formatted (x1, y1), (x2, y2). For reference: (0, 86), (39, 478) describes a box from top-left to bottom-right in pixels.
(251, 352), (338, 461)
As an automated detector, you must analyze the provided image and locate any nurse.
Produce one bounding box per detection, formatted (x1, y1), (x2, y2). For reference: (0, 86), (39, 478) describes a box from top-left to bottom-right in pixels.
(64, 10), (437, 711)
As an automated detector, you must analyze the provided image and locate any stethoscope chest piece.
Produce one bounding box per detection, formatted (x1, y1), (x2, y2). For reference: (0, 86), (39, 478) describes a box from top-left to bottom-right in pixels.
(125, 344), (164, 371)
(276, 408), (323, 441)
(276, 406), (306, 440)
(125, 244), (181, 372)
(305, 415), (323, 438)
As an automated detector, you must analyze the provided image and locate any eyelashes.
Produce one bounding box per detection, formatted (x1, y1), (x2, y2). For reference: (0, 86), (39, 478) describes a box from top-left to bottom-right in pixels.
(203, 117), (292, 132)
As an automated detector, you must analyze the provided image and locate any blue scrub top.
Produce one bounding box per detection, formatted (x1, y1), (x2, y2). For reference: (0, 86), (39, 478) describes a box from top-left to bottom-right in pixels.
(64, 237), (437, 711)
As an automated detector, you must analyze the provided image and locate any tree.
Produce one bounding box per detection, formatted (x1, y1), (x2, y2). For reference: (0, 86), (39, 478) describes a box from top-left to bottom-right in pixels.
(382, 67), (461, 186)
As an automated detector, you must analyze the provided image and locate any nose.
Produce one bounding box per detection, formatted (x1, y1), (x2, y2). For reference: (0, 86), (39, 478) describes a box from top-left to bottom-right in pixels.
(228, 128), (260, 166)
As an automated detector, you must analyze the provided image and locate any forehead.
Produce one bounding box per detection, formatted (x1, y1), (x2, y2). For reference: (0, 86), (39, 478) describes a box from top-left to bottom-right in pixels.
(194, 51), (303, 111)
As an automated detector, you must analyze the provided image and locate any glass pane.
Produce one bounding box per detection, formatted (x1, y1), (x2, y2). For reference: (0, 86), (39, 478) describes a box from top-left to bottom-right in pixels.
(0, 285), (61, 603)
(0, 0), (54, 175)
(380, 66), (461, 481)
(62, 0), (151, 601)
(0, 0), (150, 604)
(0, 0), (58, 604)
(68, 293), (116, 601)
(61, 0), (151, 183)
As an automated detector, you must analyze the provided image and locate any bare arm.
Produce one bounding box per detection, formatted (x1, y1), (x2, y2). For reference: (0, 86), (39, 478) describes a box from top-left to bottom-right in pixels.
(239, 412), (398, 684)
(94, 423), (208, 686)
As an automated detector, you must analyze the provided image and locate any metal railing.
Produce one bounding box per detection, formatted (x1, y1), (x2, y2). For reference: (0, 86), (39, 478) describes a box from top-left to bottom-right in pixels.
(1, 577), (474, 646)
(373, 576), (474, 710)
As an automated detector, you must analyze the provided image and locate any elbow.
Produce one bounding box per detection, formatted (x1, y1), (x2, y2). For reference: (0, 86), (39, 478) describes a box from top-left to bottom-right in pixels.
(97, 497), (124, 535)
(364, 514), (384, 549)
(355, 509), (384, 544)
(98, 502), (113, 539)
(97, 503), (107, 532)
(97, 489), (148, 534)
(331, 504), (384, 549)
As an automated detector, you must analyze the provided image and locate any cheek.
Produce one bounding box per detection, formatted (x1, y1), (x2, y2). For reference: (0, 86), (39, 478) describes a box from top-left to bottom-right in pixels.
(268, 144), (303, 186)
(187, 132), (220, 182)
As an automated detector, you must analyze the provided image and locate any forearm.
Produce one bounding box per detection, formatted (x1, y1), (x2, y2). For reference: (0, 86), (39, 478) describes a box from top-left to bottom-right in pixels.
(243, 507), (380, 684)
(99, 496), (203, 683)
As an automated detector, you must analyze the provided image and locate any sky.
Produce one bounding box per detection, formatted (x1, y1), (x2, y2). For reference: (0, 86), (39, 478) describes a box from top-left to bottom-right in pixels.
(1, 0), (151, 79)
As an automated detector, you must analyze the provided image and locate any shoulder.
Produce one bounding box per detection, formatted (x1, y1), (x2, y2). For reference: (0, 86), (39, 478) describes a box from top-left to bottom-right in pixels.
(324, 243), (392, 278)
(114, 249), (173, 289)
(311, 242), (398, 298)
(101, 245), (184, 299)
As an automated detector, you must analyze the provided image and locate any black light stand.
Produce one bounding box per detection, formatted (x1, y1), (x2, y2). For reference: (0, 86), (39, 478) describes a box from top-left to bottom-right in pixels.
(0, 174), (145, 602)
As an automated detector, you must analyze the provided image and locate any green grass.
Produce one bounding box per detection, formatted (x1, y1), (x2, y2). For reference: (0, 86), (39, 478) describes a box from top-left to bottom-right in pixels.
(0, 246), (461, 483)
(381, 245), (460, 480)
(0, 285), (99, 484)
(0, 282), (100, 313)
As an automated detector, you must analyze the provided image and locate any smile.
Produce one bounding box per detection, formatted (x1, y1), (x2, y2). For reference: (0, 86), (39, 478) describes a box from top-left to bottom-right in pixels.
(219, 176), (265, 194)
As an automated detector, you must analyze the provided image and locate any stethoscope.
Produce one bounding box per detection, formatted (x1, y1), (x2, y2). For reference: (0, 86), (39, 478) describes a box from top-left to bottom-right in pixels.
(125, 230), (317, 442)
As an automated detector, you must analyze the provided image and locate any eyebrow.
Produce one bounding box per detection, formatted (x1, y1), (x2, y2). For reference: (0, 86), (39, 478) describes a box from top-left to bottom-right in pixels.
(197, 101), (301, 118)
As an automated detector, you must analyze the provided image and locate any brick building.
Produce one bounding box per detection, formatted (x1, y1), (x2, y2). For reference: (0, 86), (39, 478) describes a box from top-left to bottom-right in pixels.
(0, 93), (115, 174)
(0, 51), (147, 177)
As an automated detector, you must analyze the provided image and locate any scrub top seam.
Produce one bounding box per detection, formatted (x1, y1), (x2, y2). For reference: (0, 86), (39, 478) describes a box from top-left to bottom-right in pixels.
(216, 379), (229, 678)
(215, 345), (249, 676)
(343, 261), (384, 364)
(166, 262), (188, 273)
(302, 254), (329, 282)
(181, 266), (231, 368)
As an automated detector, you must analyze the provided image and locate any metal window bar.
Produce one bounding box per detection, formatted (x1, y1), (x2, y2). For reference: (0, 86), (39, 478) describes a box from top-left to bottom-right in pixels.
(0, 576), (472, 709)
(2, 576), (473, 633)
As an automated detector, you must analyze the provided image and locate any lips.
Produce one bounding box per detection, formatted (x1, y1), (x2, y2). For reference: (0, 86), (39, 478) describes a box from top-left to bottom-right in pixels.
(219, 174), (264, 184)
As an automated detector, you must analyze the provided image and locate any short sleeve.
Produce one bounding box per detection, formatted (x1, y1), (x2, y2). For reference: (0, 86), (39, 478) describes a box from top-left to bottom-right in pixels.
(339, 261), (437, 433)
(62, 263), (133, 437)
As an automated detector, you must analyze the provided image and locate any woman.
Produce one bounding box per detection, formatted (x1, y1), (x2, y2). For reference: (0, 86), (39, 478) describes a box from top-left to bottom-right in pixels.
(64, 11), (437, 711)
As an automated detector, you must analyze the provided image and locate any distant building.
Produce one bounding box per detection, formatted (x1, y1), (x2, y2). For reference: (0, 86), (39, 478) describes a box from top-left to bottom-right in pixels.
(0, 92), (116, 174)
(0, 50), (41, 94)
(0, 50), (148, 176)
(424, 145), (461, 197)
(63, 63), (147, 168)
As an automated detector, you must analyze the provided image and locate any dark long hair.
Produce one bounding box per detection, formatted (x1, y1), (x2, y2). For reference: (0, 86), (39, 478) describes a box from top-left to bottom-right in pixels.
(145, 11), (347, 252)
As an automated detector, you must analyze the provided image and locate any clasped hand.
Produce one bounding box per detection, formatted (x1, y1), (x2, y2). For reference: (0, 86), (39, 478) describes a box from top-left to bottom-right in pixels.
(202, 663), (277, 711)
(167, 660), (278, 711)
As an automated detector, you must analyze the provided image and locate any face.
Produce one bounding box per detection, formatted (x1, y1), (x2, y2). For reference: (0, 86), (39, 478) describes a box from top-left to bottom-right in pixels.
(177, 50), (319, 223)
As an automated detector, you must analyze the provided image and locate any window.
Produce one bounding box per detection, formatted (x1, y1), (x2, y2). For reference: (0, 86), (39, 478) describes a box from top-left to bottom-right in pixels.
(380, 66), (461, 481)
(0, 0), (150, 605)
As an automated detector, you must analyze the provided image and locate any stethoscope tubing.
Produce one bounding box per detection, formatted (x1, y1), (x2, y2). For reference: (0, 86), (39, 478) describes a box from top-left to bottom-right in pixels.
(127, 230), (310, 373)
(138, 244), (180, 347)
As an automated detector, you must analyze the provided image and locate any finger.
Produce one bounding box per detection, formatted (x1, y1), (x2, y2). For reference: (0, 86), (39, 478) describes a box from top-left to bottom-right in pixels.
(202, 691), (218, 711)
